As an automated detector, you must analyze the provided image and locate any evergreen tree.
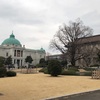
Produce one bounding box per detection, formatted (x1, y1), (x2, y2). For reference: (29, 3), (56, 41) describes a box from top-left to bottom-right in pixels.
(48, 59), (62, 76)
(39, 58), (46, 67)
(5, 56), (12, 65)
(25, 56), (33, 64)
(0, 56), (5, 67)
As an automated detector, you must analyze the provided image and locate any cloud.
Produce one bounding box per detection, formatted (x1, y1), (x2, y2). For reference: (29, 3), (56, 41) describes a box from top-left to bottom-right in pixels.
(0, 0), (47, 26)
(0, 0), (100, 54)
(80, 10), (100, 34)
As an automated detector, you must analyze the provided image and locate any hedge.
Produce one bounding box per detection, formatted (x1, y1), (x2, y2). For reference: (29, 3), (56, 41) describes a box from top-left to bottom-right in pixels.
(6, 71), (17, 77)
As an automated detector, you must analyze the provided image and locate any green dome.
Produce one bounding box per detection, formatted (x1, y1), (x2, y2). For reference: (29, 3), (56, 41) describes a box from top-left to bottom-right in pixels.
(40, 47), (45, 53)
(1, 33), (21, 46)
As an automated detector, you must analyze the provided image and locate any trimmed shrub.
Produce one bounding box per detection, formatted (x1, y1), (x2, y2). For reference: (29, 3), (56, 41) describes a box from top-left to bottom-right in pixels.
(83, 67), (95, 71)
(37, 63), (45, 67)
(68, 67), (79, 71)
(39, 68), (44, 72)
(44, 67), (48, 74)
(61, 70), (68, 75)
(68, 65), (79, 69)
(83, 71), (92, 76)
(61, 70), (79, 75)
(48, 59), (62, 76)
(36, 64), (40, 68)
(39, 67), (48, 74)
(0, 67), (7, 77)
(6, 71), (16, 77)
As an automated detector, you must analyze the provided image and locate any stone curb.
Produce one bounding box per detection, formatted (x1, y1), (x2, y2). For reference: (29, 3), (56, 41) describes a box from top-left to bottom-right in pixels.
(42, 89), (100, 100)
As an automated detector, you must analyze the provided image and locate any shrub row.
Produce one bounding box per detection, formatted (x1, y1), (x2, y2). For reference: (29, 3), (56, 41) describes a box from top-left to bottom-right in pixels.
(80, 71), (92, 76)
(0, 67), (7, 77)
(38, 59), (93, 76)
(39, 67), (92, 76)
(83, 67), (96, 71)
(39, 67), (79, 76)
(39, 67), (48, 74)
(6, 71), (17, 77)
(67, 67), (79, 71)
(0, 67), (17, 78)
(61, 70), (79, 76)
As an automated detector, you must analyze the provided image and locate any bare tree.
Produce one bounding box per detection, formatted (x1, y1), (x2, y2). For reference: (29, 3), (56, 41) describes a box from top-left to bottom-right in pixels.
(50, 19), (93, 66)
(80, 45), (95, 67)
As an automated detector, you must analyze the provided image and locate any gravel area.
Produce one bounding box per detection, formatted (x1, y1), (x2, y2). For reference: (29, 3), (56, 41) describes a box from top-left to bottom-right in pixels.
(0, 73), (100, 100)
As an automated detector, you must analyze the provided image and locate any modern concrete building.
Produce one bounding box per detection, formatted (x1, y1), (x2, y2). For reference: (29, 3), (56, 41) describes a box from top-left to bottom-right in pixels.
(0, 33), (46, 68)
(46, 35), (100, 67)
(75, 35), (100, 67)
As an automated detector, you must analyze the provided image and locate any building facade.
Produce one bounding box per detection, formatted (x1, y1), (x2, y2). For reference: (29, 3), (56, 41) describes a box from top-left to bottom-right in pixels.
(46, 35), (100, 67)
(0, 33), (46, 68)
(75, 35), (100, 67)
(46, 54), (66, 61)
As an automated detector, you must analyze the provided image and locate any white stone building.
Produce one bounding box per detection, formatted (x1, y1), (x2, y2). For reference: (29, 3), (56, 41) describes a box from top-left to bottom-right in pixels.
(0, 33), (46, 67)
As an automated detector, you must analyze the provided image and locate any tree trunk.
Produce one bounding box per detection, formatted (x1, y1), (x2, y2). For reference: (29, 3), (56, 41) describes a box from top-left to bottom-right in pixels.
(70, 45), (76, 67)
(71, 60), (75, 67)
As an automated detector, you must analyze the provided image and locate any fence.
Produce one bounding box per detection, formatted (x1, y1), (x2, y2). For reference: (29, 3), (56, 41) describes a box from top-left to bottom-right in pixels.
(92, 70), (100, 79)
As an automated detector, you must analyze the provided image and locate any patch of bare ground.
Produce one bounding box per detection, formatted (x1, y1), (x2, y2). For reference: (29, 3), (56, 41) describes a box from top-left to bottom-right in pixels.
(0, 72), (100, 100)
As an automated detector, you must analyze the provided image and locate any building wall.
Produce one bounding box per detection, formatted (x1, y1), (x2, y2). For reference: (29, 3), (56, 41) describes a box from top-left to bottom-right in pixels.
(75, 42), (100, 67)
(0, 45), (46, 67)
(46, 42), (100, 68)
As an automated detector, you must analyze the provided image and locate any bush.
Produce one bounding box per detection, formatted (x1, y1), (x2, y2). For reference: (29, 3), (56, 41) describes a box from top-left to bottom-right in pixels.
(48, 59), (62, 76)
(61, 70), (68, 75)
(82, 71), (92, 76)
(68, 65), (79, 69)
(36, 64), (41, 68)
(39, 68), (44, 72)
(6, 71), (16, 77)
(61, 70), (79, 75)
(36, 64), (45, 68)
(83, 67), (95, 71)
(44, 68), (48, 74)
(0, 67), (7, 77)
(39, 67), (48, 74)
(68, 67), (79, 71)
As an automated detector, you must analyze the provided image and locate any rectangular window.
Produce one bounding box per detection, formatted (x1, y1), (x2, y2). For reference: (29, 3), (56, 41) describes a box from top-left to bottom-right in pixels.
(21, 60), (22, 66)
(17, 50), (20, 57)
(6, 52), (8, 56)
(14, 50), (16, 56)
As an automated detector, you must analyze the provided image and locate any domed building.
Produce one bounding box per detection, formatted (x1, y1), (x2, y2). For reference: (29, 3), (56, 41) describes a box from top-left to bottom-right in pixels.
(0, 32), (46, 68)
(2, 33), (22, 46)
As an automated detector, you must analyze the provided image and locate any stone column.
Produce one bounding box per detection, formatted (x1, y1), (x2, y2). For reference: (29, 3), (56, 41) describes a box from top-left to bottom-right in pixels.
(16, 50), (17, 57)
(19, 50), (21, 57)
(14, 59), (18, 69)
(12, 59), (14, 64)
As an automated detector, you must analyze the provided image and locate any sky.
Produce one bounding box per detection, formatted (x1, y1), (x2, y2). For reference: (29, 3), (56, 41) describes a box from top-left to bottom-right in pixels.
(0, 0), (100, 55)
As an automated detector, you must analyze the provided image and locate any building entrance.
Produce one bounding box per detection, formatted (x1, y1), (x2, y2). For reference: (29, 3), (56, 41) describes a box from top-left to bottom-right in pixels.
(17, 59), (20, 67)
